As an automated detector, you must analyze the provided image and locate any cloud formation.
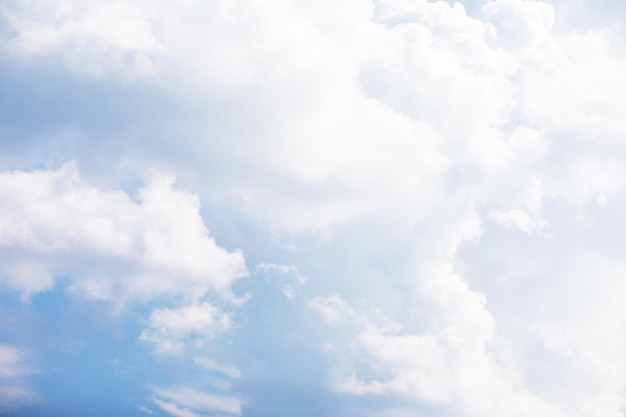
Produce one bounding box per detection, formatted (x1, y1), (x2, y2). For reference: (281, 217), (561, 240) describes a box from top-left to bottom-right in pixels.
(139, 303), (233, 355)
(1, 0), (165, 77)
(151, 385), (243, 416)
(1, 0), (626, 416)
(311, 291), (561, 417)
(0, 163), (247, 301)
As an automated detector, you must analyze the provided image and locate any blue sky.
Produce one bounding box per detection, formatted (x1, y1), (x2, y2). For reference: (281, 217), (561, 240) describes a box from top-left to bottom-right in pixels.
(1, 0), (626, 416)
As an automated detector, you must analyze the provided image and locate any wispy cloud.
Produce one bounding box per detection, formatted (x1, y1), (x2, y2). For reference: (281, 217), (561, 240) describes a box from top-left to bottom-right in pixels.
(0, 345), (39, 414)
(138, 405), (157, 415)
(152, 397), (198, 417)
(151, 385), (243, 416)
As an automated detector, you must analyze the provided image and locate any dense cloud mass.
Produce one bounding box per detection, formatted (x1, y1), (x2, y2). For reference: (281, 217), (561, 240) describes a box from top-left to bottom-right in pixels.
(1, 0), (626, 416)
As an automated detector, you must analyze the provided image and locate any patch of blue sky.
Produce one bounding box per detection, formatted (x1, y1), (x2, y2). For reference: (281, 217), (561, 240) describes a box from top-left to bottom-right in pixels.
(1, 290), (140, 414)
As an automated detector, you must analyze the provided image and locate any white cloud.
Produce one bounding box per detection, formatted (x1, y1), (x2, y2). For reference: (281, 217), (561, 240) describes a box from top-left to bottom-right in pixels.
(139, 303), (232, 355)
(508, 255), (626, 416)
(1, 0), (623, 233)
(310, 295), (361, 328)
(0, 163), (247, 301)
(151, 385), (242, 416)
(518, 29), (626, 145)
(256, 263), (306, 284)
(152, 397), (199, 417)
(2, 0), (626, 415)
(490, 208), (541, 232)
(483, 0), (555, 48)
(138, 405), (157, 415)
(2, 0), (165, 77)
(312, 292), (560, 417)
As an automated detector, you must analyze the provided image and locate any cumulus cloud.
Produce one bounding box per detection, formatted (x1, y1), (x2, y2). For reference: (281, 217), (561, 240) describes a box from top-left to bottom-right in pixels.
(1, 0), (165, 77)
(311, 292), (559, 417)
(1, 0), (626, 415)
(0, 163), (247, 301)
(482, 251), (626, 416)
(0, 163), (249, 364)
(2, 0), (623, 234)
(1, 0), (624, 224)
(483, 0), (555, 48)
(139, 303), (232, 355)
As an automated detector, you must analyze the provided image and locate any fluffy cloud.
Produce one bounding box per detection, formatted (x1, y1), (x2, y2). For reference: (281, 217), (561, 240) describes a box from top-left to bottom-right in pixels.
(0, 163), (247, 301)
(0, 162), (249, 373)
(139, 303), (232, 355)
(464, 240), (626, 416)
(1, 0), (165, 77)
(1, 0), (626, 416)
(3, 0), (623, 234)
(311, 291), (560, 417)
(483, 0), (555, 48)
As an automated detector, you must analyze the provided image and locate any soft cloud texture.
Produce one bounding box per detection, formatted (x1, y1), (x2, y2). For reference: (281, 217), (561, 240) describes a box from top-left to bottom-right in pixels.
(1, 0), (626, 415)
(152, 397), (199, 417)
(311, 291), (561, 417)
(0, 163), (247, 301)
(139, 303), (233, 355)
(1, 0), (165, 77)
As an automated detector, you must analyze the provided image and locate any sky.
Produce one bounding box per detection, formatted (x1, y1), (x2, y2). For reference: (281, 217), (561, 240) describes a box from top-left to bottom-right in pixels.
(1, 0), (626, 416)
